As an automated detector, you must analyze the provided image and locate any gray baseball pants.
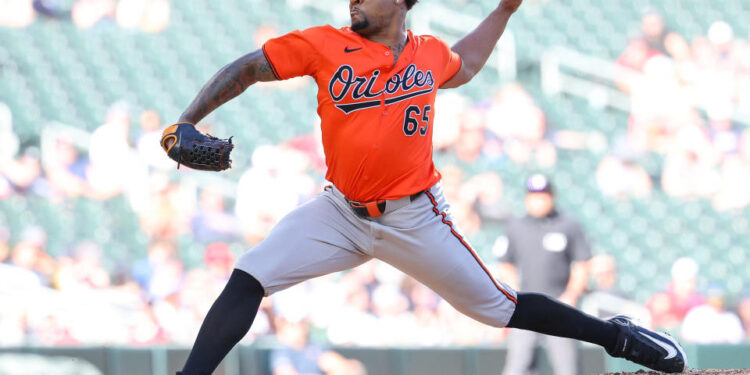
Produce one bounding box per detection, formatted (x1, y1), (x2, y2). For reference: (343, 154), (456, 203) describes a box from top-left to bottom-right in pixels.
(236, 183), (518, 327)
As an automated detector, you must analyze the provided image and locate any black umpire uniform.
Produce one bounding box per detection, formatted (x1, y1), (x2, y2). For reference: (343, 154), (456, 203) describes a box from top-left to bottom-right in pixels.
(498, 174), (592, 375)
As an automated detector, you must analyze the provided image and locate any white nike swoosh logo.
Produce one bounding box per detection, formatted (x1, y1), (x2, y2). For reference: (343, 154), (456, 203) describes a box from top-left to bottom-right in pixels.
(642, 332), (677, 360)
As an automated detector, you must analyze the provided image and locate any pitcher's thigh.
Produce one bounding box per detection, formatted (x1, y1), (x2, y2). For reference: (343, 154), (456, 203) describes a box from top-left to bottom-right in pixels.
(235, 195), (371, 296)
(377, 218), (518, 327)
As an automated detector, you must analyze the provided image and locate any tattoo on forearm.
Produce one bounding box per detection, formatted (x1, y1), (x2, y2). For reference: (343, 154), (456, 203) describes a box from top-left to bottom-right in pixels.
(179, 50), (276, 124)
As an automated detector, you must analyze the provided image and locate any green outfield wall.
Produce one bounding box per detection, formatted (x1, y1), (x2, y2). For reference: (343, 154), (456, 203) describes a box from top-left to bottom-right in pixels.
(1, 344), (748, 375)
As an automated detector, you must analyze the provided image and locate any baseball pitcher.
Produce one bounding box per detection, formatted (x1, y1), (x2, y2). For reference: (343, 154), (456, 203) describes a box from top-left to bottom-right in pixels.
(161, 0), (687, 374)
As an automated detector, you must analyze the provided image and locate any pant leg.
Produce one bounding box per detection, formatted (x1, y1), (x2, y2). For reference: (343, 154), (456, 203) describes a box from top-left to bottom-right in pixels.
(235, 189), (372, 295)
(373, 183), (517, 327)
(544, 335), (579, 375)
(502, 330), (539, 375)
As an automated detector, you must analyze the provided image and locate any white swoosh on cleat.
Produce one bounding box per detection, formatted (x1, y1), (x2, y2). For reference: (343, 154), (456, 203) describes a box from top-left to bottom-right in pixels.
(642, 333), (678, 360)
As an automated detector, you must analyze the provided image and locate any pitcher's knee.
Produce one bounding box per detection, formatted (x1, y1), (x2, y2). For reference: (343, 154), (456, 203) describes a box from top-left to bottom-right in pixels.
(470, 309), (513, 328)
(453, 299), (517, 328)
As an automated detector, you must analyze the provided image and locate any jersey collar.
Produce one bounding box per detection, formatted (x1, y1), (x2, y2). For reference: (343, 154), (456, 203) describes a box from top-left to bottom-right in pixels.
(344, 27), (417, 72)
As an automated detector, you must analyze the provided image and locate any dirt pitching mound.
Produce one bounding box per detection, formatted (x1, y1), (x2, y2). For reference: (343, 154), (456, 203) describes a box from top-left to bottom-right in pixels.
(602, 370), (750, 375)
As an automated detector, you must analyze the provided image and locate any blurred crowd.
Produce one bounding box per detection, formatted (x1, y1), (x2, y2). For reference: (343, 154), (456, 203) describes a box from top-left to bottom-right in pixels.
(0, 0), (170, 32)
(1, 93), (749, 352)
(604, 10), (750, 209)
(1, 3), (750, 366)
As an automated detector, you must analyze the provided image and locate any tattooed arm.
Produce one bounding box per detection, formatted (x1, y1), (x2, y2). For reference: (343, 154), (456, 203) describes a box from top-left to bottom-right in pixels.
(178, 50), (278, 124)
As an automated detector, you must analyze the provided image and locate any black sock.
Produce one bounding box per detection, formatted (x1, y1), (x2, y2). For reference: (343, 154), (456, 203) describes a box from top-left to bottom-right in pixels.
(178, 269), (264, 375)
(506, 292), (619, 352)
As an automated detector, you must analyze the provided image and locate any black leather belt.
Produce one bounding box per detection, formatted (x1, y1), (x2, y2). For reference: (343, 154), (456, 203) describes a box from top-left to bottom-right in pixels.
(348, 192), (423, 218)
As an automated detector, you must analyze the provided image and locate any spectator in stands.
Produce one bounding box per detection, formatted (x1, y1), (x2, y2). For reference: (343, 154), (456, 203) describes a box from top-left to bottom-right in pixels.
(664, 32), (697, 90)
(0, 227), (9, 264)
(137, 176), (192, 240)
(53, 240), (111, 292)
(0, 0), (35, 27)
(71, 0), (115, 29)
(46, 135), (90, 199)
(436, 165), (481, 235)
(646, 257), (705, 331)
(2, 146), (46, 196)
(681, 284), (744, 344)
(615, 39), (651, 93)
(736, 41), (750, 117)
(235, 145), (316, 244)
(691, 36), (716, 71)
(596, 143), (652, 199)
(436, 296), (502, 345)
(171, 267), (219, 342)
(0, 228), (45, 349)
(499, 175), (591, 375)
(136, 109), (174, 171)
(10, 227), (55, 284)
(0, 103), (19, 200)
(128, 302), (168, 345)
(0, 174), (11, 200)
(0, 227), (43, 291)
(270, 316), (366, 375)
(713, 152), (750, 211)
(115, 0), (169, 33)
(707, 109), (740, 157)
(453, 108), (486, 163)
(703, 21), (738, 130)
(132, 241), (177, 296)
(190, 186), (237, 244)
(285, 124), (327, 174)
(33, 0), (69, 19)
(661, 122), (722, 199)
(403, 278), (445, 345)
(637, 8), (668, 56)
(326, 263), (402, 346)
(708, 21), (736, 71)
(203, 242), (234, 284)
(0, 103), (19, 164)
(465, 172), (511, 224)
(87, 102), (133, 199)
(0, 230), (42, 346)
(144, 255), (183, 302)
(369, 283), (416, 346)
(432, 92), (467, 153)
(628, 55), (695, 154)
(588, 254), (625, 298)
(738, 294), (750, 342)
(327, 283), (378, 346)
(28, 311), (77, 346)
(580, 254), (651, 324)
(614, 9), (668, 92)
(486, 84), (552, 166)
(720, 130), (750, 210)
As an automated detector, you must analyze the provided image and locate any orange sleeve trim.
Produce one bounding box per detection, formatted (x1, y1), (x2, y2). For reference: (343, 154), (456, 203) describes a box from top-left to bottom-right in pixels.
(262, 44), (282, 80)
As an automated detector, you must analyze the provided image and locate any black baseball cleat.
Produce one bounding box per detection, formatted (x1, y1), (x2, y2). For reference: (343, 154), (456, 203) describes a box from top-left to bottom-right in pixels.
(606, 315), (687, 373)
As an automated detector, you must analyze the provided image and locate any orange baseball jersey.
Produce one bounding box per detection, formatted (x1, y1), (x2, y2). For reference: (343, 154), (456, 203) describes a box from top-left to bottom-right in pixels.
(262, 25), (462, 202)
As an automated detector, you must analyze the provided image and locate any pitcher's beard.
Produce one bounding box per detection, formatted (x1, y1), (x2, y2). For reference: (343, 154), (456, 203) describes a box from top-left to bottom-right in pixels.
(352, 18), (370, 32)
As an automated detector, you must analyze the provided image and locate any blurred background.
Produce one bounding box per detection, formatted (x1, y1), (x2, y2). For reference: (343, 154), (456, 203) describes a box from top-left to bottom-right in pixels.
(1, 0), (750, 374)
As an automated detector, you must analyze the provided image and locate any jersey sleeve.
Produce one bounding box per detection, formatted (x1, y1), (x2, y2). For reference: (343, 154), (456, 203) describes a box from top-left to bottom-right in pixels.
(432, 36), (462, 87)
(262, 28), (321, 80)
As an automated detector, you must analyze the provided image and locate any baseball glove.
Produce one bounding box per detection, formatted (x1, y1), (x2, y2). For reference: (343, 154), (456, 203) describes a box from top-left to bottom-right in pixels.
(160, 123), (234, 171)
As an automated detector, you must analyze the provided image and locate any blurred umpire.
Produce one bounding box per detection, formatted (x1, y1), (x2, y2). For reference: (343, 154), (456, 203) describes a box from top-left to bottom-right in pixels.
(498, 174), (592, 375)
